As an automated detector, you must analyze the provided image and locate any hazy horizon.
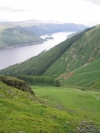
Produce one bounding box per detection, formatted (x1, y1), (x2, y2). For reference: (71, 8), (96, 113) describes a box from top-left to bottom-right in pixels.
(0, 0), (100, 26)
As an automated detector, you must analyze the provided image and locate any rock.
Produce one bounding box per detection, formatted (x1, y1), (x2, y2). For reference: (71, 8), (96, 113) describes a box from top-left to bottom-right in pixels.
(0, 76), (35, 95)
(75, 120), (99, 133)
(18, 131), (25, 133)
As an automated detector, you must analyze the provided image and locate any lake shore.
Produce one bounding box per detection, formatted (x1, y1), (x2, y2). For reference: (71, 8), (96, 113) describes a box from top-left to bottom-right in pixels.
(0, 41), (44, 50)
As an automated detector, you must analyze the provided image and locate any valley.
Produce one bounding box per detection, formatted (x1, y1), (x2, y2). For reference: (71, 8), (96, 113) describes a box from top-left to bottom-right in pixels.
(0, 20), (100, 133)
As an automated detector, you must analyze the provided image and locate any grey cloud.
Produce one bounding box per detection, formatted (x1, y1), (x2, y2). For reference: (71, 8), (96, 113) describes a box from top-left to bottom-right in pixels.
(0, 6), (27, 12)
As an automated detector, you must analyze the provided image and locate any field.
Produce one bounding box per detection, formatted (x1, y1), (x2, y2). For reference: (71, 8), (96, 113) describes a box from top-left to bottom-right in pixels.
(1, 81), (100, 132)
(32, 86), (100, 132)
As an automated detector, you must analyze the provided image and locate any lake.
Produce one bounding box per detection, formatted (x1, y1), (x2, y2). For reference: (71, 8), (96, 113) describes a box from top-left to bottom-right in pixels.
(0, 32), (73, 70)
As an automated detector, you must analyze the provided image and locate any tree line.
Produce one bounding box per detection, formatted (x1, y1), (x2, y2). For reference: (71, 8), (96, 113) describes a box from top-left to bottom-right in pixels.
(17, 75), (60, 87)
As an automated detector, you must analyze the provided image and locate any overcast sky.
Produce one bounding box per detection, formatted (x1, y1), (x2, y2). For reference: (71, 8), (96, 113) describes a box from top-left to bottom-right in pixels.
(0, 0), (100, 26)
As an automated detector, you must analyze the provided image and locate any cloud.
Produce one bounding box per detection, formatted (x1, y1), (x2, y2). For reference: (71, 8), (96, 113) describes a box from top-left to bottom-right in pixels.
(82, 0), (100, 5)
(0, 6), (27, 12)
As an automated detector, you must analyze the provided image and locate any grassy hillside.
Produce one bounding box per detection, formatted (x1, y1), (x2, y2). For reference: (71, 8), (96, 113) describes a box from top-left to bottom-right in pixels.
(32, 86), (100, 132)
(42, 25), (100, 77)
(0, 26), (43, 49)
(57, 58), (100, 90)
(0, 80), (100, 132)
(0, 31), (84, 75)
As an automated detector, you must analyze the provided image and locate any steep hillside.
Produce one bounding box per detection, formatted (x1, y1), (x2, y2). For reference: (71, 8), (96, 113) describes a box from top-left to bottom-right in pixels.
(57, 58), (100, 90)
(0, 26), (43, 49)
(43, 25), (100, 77)
(0, 31), (84, 75)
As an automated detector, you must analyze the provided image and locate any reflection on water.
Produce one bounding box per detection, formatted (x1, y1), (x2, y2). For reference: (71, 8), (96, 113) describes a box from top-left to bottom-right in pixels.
(0, 32), (73, 70)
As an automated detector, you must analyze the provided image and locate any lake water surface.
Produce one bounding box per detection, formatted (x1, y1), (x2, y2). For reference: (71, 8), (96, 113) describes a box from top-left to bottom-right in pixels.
(0, 32), (73, 70)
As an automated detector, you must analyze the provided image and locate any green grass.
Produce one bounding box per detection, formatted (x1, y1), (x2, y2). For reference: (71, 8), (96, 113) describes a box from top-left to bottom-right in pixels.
(59, 58), (100, 90)
(1, 80), (100, 132)
(32, 86), (100, 128)
(0, 81), (80, 133)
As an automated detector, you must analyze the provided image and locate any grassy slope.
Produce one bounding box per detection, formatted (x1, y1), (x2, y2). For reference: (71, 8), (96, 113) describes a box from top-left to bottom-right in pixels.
(0, 80), (100, 132)
(42, 25), (100, 77)
(32, 86), (100, 130)
(0, 81), (71, 133)
(58, 58), (100, 90)
(0, 26), (43, 49)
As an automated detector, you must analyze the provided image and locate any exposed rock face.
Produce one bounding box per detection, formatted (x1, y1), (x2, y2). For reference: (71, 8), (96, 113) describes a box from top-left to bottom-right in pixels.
(0, 76), (35, 95)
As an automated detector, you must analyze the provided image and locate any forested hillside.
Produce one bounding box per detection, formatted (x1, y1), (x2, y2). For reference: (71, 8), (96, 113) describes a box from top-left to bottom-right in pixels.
(0, 26), (43, 49)
(0, 20), (86, 49)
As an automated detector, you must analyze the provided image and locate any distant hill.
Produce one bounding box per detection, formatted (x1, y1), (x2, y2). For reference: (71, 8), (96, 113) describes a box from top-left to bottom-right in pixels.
(0, 20), (86, 49)
(0, 26), (43, 49)
(24, 23), (86, 36)
(0, 20), (87, 36)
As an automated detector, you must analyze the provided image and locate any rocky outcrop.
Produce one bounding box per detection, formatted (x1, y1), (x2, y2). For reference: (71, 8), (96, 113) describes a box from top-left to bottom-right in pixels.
(0, 76), (35, 95)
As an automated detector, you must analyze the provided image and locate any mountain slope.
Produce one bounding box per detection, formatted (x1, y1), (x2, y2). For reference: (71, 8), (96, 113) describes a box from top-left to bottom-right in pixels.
(42, 25), (100, 77)
(0, 26), (43, 49)
(57, 58), (100, 90)
(0, 31), (84, 75)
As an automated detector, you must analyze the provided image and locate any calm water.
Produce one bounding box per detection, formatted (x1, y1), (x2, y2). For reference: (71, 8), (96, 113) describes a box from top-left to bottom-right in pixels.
(0, 32), (73, 70)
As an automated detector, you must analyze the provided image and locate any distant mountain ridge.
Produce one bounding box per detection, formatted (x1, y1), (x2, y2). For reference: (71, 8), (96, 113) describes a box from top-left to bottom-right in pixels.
(7, 19), (87, 35)
(25, 23), (86, 36)
(0, 20), (86, 49)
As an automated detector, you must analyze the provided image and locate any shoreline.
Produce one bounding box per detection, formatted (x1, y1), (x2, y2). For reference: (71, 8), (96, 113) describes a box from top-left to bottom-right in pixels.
(0, 41), (44, 50)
